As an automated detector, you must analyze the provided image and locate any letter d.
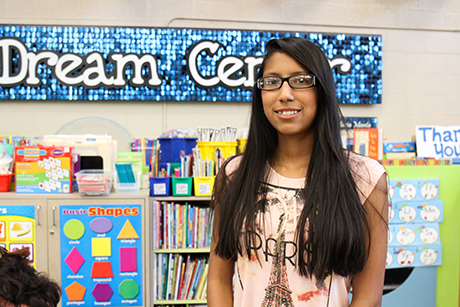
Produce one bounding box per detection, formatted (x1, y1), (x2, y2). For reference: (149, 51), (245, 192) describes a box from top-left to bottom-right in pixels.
(0, 38), (28, 86)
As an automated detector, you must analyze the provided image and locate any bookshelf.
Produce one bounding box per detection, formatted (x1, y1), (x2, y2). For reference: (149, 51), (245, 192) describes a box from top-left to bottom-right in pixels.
(151, 196), (212, 307)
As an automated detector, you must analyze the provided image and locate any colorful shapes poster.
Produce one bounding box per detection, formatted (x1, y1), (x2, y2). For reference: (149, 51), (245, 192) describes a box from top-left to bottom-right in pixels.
(60, 204), (143, 306)
(0, 205), (36, 267)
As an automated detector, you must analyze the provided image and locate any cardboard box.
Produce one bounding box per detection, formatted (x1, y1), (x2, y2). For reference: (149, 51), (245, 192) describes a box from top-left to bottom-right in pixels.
(384, 142), (416, 153)
(15, 145), (73, 193)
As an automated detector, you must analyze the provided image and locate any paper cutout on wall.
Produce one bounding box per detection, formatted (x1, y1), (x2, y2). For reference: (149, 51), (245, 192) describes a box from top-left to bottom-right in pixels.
(120, 247), (137, 272)
(65, 281), (86, 301)
(90, 261), (114, 278)
(0, 221), (5, 241)
(119, 279), (140, 300)
(117, 220), (139, 239)
(89, 217), (113, 234)
(65, 247), (85, 274)
(92, 283), (114, 302)
(91, 238), (111, 257)
(64, 219), (85, 240)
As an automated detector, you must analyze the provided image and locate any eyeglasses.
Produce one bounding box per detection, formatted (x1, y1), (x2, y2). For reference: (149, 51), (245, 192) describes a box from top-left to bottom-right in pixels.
(257, 74), (316, 91)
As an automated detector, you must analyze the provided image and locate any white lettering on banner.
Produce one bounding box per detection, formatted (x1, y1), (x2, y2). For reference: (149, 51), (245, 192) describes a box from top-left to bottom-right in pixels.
(416, 126), (460, 158)
(0, 38), (162, 88)
(0, 38), (28, 85)
(187, 40), (352, 89)
(1, 37), (353, 90)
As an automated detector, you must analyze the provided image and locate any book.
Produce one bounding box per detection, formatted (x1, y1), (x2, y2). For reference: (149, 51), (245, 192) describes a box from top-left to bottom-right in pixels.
(160, 254), (168, 299)
(195, 262), (209, 299)
(187, 258), (202, 300)
(178, 255), (190, 300)
(176, 256), (187, 299)
(188, 258), (204, 299)
(165, 253), (175, 299)
(184, 258), (199, 299)
(353, 128), (384, 160)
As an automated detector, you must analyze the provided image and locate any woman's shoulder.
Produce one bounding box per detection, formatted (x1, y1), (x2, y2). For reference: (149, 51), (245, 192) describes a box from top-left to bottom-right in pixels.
(346, 151), (387, 202)
(223, 154), (243, 175)
(347, 151), (386, 176)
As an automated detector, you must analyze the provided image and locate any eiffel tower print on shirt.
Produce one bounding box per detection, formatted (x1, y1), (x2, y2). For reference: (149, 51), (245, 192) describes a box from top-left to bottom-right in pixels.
(261, 213), (295, 307)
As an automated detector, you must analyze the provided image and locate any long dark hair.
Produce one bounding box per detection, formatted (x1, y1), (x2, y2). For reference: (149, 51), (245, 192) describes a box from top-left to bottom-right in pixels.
(0, 248), (61, 307)
(211, 36), (369, 283)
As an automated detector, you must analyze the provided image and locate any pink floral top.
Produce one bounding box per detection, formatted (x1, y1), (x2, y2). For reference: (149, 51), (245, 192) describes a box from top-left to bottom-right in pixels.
(227, 153), (386, 307)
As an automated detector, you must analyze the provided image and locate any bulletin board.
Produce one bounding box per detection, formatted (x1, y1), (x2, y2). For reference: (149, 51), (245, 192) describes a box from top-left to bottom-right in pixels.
(385, 165), (460, 307)
(0, 205), (36, 267)
(59, 204), (143, 306)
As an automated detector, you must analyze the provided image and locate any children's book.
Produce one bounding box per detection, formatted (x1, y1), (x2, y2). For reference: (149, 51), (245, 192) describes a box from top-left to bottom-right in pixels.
(353, 128), (384, 160)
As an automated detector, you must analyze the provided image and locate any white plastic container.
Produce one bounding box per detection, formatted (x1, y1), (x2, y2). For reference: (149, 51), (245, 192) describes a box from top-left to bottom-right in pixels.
(75, 170), (114, 196)
(114, 169), (141, 194)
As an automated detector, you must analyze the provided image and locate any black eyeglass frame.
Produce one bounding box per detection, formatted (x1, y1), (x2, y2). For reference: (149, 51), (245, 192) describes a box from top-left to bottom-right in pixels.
(256, 74), (316, 91)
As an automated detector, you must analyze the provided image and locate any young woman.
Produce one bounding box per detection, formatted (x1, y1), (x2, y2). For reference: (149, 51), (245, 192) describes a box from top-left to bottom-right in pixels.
(207, 37), (388, 307)
(0, 247), (61, 307)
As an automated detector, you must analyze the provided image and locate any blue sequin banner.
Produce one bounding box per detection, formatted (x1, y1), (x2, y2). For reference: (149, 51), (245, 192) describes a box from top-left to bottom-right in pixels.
(0, 25), (382, 103)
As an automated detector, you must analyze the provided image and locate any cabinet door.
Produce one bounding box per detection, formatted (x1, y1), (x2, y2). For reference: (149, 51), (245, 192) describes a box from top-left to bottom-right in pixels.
(48, 197), (147, 307)
(0, 197), (48, 272)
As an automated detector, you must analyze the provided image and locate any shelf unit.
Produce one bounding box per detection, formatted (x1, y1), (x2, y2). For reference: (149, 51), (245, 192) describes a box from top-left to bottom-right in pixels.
(151, 196), (211, 307)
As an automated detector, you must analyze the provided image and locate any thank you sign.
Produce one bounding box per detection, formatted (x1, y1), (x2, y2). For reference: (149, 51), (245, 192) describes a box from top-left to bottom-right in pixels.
(416, 126), (460, 158)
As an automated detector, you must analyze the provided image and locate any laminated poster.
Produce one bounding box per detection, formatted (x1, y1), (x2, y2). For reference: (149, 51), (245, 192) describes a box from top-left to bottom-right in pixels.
(60, 204), (143, 306)
(0, 205), (36, 266)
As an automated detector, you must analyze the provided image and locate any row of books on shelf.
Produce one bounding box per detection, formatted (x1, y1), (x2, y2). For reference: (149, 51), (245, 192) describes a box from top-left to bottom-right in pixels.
(153, 201), (213, 249)
(153, 253), (209, 302)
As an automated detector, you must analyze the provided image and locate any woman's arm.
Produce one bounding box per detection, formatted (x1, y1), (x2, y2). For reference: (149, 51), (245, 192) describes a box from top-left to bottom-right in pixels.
(206, 206), (235, 307)
(350, 173), (388, 307)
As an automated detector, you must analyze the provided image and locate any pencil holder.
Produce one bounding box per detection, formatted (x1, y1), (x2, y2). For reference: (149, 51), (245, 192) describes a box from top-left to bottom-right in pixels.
(193, 176), (215, 196)
(237, 138), (247, 154)
(171, 177), (193, 196)
(197, 142), (238, 160)
(149, 177), (170, 196)
(0, 174), (13, 192)
(158, 137), (197, 165)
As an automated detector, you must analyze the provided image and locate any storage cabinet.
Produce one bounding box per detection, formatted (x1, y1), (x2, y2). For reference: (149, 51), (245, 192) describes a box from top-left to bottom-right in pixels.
(0, 192), (149, 307)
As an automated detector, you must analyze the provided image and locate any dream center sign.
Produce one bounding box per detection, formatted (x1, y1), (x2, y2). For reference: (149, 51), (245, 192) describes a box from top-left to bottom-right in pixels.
(0, 26), (382, 103)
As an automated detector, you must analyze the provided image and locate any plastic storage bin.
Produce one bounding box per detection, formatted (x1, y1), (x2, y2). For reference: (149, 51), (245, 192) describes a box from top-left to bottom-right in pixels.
(197, 142), (237, 160)
(0, 174), (13, 192)
(171, 177), (193, 196)
(75, 170), (113, 196)
(114, 169), (141, 194)
(158, 137), (197, 165)
(237, 138), (247, 154)
(193, 176), (215, 196)
(150, 177), (170, 196)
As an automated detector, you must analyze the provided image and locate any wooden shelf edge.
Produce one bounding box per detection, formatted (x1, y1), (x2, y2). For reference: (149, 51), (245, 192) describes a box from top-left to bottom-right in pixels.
(153, 247), (210, 253)
(153, 299), (207, 304)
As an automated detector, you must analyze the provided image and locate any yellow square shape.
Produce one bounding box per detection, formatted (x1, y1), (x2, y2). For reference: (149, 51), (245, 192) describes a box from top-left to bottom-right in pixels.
(92, 238), (111, 257)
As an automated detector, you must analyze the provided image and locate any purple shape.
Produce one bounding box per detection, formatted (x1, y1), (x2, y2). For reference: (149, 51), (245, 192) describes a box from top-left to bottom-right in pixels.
(120, 247), (137, 272)
(89, 218), (113, 234)
(92, 283), (113, 302)
(65, 247), (85, 274)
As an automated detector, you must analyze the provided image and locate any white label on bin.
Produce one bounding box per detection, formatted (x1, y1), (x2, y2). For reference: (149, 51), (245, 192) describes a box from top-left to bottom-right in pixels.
(198, 183), (211, 195)
(176, 183), (189, 195)
(154, 183), (166, 195)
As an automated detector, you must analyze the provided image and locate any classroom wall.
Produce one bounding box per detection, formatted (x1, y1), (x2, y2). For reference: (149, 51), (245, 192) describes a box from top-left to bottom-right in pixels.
(1, 0), (459, 144)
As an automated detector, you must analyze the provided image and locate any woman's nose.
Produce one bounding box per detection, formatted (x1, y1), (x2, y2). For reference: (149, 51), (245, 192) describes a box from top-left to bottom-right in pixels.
(278, 81), (295, 102)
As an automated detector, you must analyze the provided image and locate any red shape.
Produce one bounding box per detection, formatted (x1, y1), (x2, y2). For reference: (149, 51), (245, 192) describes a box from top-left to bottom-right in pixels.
(90, 261), (114, 278)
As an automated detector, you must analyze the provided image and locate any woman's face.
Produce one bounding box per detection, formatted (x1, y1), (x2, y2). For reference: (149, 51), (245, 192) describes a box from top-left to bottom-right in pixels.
(261, 52), (318, 139)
